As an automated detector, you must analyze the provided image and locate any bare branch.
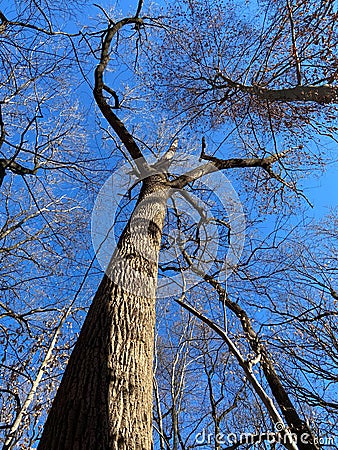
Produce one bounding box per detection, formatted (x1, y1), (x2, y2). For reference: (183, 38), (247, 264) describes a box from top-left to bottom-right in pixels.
(0, 104), (6, 150)
(178, 247), (320, 450)
(286, 0), (302, 86)
(152, 138), (178, 172)
(93, 4), (114, 24)
(174, 295), (298, 450)
(216, 73), (338, 103)
(170, 148), (290, 189)
(3, 253), (98, 450)
(0, 10), (8, 33)
(0, 159), (38, 187)
(93, 17), (149, 175)
(135, 0), (144, 19)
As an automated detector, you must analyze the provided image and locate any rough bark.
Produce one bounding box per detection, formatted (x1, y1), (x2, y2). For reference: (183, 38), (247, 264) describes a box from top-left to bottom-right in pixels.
(216, 74), (338, 104)
(251, 84), (338, 104)
(37, 174), (169, 450)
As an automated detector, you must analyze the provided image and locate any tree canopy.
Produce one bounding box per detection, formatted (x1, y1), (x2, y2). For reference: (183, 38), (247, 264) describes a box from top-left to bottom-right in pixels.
(0, 0), (337, 449)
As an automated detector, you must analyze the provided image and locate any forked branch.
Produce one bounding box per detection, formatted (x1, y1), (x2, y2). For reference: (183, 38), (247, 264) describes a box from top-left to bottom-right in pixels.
(171, 144), (290, 189)
(174, 295), (299, 450)
(93, 14), (149, 175)
(177, 248), (320, 450)
(0, 158), (39, 187)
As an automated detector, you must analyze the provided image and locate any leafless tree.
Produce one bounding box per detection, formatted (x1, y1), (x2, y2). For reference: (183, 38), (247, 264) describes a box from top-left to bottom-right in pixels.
(0, 0), (337, 449)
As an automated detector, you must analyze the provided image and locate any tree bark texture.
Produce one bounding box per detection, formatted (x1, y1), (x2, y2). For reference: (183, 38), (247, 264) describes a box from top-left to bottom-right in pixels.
(38, 174), (169, 450)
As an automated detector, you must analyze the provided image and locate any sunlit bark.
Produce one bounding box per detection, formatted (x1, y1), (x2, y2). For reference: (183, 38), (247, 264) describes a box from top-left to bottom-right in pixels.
(38, 175), (169, 450)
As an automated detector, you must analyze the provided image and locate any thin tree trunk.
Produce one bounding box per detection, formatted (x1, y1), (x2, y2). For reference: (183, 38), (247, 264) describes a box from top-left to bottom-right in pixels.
(38, 174), (169, 450)
(200, 273), (320, 450)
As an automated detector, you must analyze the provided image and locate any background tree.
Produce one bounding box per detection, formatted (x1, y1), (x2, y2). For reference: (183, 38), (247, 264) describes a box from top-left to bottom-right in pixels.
(0, 1), (106, 447)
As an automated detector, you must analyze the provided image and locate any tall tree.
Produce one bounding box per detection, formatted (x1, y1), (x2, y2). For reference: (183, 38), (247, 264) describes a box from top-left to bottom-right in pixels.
(0, 2), (103, 448)
(1, 0), (337, 449)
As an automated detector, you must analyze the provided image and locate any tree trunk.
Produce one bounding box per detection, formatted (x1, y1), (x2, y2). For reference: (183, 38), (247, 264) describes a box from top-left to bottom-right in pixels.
(37, 174), (169, 450)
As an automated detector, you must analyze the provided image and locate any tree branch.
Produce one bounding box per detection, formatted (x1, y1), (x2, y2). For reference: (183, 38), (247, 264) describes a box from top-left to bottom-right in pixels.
(3, 253), (99, 450)
(0, 159), (38, 187)
(0, 10), (81, 37)
(216, 73), (338, 104)
(93, 17), (149, 175)
(286, 0), (302, 86)
(135, 0), (144, 18)
(0, 10), (8, 33)
(174, 295), (299, 450)
(0, 104), (6, 150)
(178, 248), (320, 450)
(170, 148), (289, 189)
(152, 138), (178, 172)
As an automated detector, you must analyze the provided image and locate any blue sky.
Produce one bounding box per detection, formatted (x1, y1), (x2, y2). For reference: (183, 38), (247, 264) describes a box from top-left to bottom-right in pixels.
(304, 159), (338, 217)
